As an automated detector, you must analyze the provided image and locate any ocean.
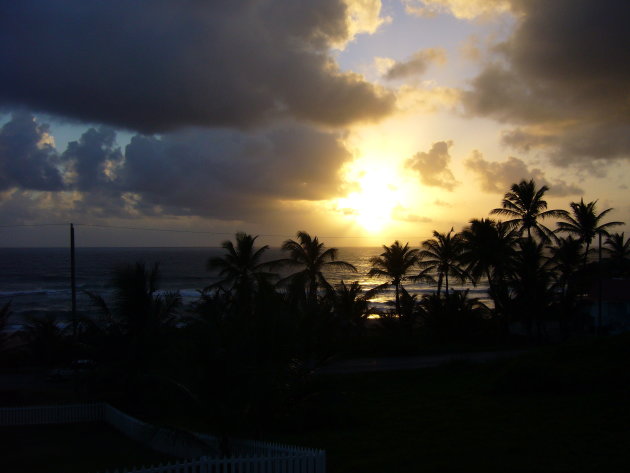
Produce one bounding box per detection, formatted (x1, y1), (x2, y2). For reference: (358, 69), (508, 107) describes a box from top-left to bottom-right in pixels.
(0, 247), (489, 330)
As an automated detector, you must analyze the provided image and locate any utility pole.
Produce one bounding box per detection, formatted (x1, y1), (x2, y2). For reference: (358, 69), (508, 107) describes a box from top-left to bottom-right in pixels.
(70, 223), (77, 338)
(597, 232), (603, 335)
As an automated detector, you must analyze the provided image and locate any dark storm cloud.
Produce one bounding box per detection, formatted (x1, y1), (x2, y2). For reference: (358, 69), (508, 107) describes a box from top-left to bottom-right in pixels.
(0, 1), (394, 133)
(0, 113), (353, 223)
(0, 112), (64, 191)
(120, 125), (352, 220)
(462, 0), (630, 167)
(405, 141), (458, 190)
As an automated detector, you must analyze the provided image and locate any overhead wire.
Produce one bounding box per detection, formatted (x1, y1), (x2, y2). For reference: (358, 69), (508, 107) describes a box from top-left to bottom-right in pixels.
(0, 222), (433, 241)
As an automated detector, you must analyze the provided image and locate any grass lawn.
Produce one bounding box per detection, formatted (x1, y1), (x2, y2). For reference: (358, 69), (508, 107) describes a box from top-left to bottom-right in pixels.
(0, 422), (175, 473)
(265, 335), (630, 473)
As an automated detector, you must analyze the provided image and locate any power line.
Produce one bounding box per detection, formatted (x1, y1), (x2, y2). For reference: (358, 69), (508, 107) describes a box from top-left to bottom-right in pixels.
(0, 223), (68, 228)
(0, 221), (433, 241)
(75, 223), (432, 240)
(75, 223), (237, 235)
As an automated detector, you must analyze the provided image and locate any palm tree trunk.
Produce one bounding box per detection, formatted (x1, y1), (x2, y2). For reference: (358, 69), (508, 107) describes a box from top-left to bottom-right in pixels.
(309, 278), (318, 304)
(437, 273), (443, 298)
(395, 282), (401, 316)
(582, 240), (591, 270)
(445, 272), (449, 299)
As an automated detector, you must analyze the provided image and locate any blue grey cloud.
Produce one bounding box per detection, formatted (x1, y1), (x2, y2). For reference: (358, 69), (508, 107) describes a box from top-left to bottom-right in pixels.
(0, 1), (394, 133)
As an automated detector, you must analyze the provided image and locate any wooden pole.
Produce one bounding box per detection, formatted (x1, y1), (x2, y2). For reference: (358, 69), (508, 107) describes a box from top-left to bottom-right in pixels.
(71, 223), (77, 338)
(597, 232), (603, 334)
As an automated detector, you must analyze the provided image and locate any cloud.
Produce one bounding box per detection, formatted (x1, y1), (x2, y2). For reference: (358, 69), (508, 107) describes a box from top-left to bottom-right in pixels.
(402, 0), (511, 19)
(0, 1), (395, 133)
(344, 0), (391, 43)
(395, 85), (461, 113)
(61, 127), (123, 191)
(462, 0), (630, 169)
(0, 112), (64, 191)
(500, 123), (630, 176)
(392, 205), (432, 223)
(117, 125), (353, 220)
(0, 113), (355, 224)
(464, 151), (583, 196)
(384, 48), (447, 80)
(405, 141), (459, 190)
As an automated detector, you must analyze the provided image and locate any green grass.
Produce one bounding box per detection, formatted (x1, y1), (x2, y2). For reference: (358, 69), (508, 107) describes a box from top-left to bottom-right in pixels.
(0, 422), (175, 473)
(264, 335), (630, 473)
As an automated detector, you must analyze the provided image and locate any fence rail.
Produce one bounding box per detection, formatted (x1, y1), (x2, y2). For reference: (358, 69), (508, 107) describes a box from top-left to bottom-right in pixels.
(0, 402), (104, 425)
(0, 403), (325, 473)
(103, 453), (325, 473)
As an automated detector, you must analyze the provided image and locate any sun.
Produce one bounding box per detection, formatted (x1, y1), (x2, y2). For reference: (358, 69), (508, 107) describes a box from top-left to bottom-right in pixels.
(336, 162), (404, 233)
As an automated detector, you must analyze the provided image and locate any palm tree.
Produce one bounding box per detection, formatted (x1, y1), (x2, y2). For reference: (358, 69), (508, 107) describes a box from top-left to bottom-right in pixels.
(18, 313), (69, 367)
(326, 280), (372, 336)
(206, 232), (275, 315)
(547, 236), (584, 333)
(556, 199), (624, 268)
(110, 262), (180, 339)
(548, 236), (583, 293)
(86, 262), (181, 379)
(418, 290), (489, 343)
(368, 241), (421, 315)
(491, 179), (567, 243)
(0, 301), (10, 352)
(509, 239), (554, 341)
(459, 219), (518, 326)
(460, 218), (518, 288)
(603, 232), (630, 276)
(418, 229), (467, 298)
(274, 231), (357, 303)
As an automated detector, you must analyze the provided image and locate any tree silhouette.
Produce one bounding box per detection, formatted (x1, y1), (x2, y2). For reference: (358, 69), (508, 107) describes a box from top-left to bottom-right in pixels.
(110, 262), (180, 340)
(460, 218), (518, 327)
(548, 236), (585, 335)
(603, 232), (630, 276)
(18, 313), (69, 367)
(86, 262), (181, 394)
(0, 301), (10, 353)
(556, 199), (623, 268)
(509, 239), (554, 341)
(325, 280), (372, 338)
(418, 229), (466, 298)
(206, 232), (275, 316)
(491, 179), (567, 243)
(419, 290), (489, 343)
(368, 241), (422, 316)
(274, 231), (357, 304)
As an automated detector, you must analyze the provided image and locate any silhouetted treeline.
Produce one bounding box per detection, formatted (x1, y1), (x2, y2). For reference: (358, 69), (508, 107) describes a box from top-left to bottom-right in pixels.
(3, 179), (629, 440)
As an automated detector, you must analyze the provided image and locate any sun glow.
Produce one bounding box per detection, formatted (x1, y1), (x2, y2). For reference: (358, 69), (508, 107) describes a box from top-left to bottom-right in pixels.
(336, 160), (405, 233)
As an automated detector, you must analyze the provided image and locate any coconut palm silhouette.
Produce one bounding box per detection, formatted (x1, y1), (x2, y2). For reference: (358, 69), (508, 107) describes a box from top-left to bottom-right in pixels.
(274, 231), (357, 303)
(556, 199), (623, 268)
(418, 229), (467, 298)
(491, 179), (566, 243)
(368, 241), (424, 315)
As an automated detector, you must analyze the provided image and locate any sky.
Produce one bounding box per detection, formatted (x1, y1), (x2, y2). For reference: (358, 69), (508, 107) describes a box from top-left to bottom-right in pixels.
(1, 0), (629, 247)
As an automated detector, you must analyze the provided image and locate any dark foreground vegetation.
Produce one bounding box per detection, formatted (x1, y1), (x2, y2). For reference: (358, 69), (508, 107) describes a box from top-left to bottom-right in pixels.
(274, 334), (630, 473)
(1, 179), (629, 470)
(0, 422), (174, 473)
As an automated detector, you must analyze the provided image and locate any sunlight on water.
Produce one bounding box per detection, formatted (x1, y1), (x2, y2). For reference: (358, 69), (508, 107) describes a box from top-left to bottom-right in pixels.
(0, 247), (490, 328)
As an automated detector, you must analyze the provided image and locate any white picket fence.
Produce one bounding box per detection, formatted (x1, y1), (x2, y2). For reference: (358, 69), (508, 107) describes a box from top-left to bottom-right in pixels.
(102, 453), (325, 473)
(0, 403), (326, 473)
